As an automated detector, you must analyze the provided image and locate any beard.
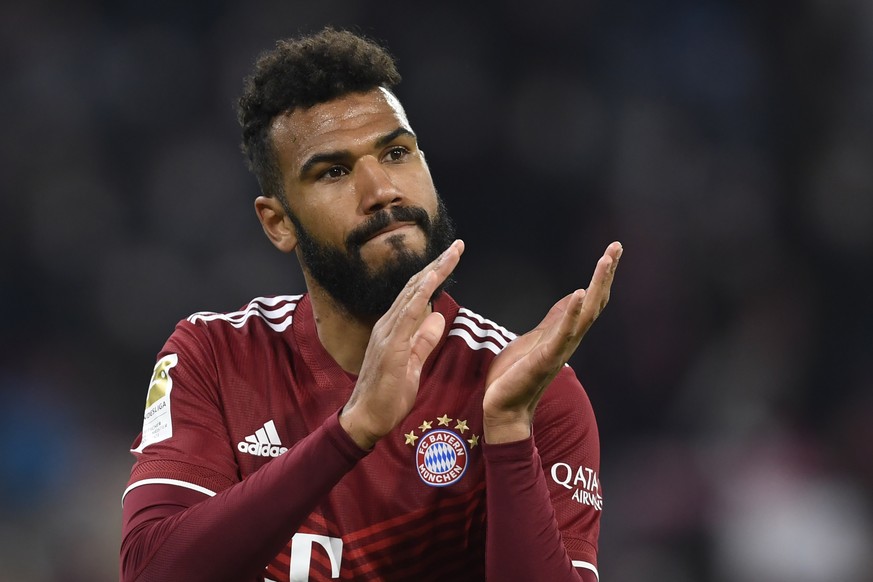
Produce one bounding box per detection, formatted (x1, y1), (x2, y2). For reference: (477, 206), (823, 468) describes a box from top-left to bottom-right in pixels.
(283, 196), (457, 319)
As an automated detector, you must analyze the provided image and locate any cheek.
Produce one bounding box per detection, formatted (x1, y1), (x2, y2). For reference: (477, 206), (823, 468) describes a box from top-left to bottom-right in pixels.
(401, 168), (439, 210)
(294, 203), (352, 246)
(321, 215), (354, 245)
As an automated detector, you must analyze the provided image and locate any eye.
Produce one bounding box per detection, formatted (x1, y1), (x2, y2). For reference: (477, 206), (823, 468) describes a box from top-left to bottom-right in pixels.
(319, 165), (348, 181)
(383, 146), (409, 163)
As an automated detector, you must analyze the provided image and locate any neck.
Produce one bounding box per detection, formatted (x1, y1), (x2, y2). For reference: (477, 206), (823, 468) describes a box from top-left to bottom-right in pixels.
(305, 283), (379, 375)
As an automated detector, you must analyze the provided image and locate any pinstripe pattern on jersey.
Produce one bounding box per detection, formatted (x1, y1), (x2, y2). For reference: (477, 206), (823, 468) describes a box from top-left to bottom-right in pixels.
(447, 307), (517, 354)
(265, 482), (487, 581)
(187, 295), (303, 333)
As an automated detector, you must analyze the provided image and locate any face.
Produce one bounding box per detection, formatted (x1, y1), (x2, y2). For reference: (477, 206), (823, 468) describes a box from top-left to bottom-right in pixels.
(265, 88), (456, 318)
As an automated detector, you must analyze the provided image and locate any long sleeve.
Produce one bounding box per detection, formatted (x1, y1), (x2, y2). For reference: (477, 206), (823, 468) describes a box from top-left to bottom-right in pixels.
(120, 410), (367, 582)
(483, 437), (597, 582)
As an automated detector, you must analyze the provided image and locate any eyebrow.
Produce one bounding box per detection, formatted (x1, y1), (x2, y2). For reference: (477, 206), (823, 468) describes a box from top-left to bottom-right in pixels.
(375, 127), (416, 148)
(298, 127), (417, 180)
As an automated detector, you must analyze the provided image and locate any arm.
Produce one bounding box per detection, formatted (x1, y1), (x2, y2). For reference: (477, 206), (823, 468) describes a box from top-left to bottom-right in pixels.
(484, 437), (598, 582)
(483, 241), (621, 580)
(120, 411), (366, 582)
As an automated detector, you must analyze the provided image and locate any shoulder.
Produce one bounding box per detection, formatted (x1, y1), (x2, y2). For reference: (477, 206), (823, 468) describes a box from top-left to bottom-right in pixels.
(160, 294), (305, 361)
(184, 294), (305, 334)
(535, 365), (596, 432)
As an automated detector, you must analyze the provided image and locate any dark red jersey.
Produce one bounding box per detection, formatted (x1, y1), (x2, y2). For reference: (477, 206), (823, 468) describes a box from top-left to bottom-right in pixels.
(123, 292), (602, 581)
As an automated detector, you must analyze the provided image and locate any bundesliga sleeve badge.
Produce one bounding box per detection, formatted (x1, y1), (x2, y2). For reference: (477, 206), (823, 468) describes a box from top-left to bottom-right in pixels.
(404, 415), (478, 487)
(132, 353), (178, 453)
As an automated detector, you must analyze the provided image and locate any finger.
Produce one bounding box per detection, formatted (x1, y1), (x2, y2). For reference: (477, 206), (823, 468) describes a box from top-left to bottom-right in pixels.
(548, 288), (588, 359)
(589, 241), (622, 291)
(579, 241), (622, 323)
(514, 290), (583, 378)
(408, 311), (446, 380)
(382, 239), (464, 334)
(425, 239), (464, 286)
(392, 240), (464, 320)
(396, 239), (464, 308)
(404, 239), (465, 292)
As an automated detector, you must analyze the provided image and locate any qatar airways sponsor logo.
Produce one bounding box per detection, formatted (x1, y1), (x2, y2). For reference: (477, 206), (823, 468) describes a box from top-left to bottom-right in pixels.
(551, 462), (603, 511)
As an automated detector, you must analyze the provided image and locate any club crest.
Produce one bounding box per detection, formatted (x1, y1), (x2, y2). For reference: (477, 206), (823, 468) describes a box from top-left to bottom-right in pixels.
(404, 415), (479, 487)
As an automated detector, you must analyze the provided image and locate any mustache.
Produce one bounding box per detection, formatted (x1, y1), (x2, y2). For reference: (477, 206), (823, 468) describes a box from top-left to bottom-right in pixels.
(345, 206), (432, 250)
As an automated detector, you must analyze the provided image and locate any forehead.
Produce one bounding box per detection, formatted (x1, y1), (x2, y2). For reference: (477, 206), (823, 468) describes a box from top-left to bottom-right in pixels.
(270, 88), (412, 172)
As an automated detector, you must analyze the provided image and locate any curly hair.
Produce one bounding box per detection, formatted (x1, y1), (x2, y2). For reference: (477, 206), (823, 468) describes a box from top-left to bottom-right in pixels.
(237, 28), (402, 199)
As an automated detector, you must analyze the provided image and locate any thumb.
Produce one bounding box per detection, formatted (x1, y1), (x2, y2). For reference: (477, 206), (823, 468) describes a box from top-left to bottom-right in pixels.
(408, 311), (446, 380)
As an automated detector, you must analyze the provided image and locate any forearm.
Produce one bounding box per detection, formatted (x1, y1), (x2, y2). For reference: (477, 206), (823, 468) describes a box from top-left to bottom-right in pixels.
(120, 410), (367, 582)
(484, 437), (589, 582)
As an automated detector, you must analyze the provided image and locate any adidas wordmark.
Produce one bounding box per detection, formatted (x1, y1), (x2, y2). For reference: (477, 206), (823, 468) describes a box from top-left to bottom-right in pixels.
(238, 420), (288, 457)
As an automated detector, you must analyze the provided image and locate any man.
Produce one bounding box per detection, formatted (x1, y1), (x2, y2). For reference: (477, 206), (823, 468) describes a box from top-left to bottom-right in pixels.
(120, 27), (621, 582)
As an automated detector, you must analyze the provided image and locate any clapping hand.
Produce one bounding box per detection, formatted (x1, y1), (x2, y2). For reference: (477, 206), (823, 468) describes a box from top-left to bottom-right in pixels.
(482, 242), (623, 444)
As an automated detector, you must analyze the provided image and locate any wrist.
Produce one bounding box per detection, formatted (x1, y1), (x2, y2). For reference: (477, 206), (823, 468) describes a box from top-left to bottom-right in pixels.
(339, 406), (380, 451)
(483, 418), (532, 444)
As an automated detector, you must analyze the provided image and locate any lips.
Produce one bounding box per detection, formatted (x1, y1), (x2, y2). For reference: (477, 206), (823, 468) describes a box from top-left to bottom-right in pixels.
(346, 206), (431, 250)
(366, 221), (416, 242)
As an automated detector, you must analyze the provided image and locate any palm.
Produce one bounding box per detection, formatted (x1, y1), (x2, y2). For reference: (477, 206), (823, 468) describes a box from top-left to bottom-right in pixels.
(484, 293), (575, 409)
(482, 242), (622, 442)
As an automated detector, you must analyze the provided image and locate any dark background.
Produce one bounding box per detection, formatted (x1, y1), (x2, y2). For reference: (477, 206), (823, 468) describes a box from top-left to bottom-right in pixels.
(1, 1), (872, 580)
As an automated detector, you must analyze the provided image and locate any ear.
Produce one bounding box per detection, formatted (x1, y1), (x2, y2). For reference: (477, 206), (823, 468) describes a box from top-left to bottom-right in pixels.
(254, 195), (297, 253)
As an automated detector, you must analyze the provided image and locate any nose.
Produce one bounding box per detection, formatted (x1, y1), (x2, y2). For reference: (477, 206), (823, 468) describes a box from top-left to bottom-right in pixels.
(354, 155), (403, 214)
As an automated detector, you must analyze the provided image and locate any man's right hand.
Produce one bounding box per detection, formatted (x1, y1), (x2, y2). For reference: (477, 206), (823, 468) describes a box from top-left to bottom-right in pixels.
(339, 240), (464, 450)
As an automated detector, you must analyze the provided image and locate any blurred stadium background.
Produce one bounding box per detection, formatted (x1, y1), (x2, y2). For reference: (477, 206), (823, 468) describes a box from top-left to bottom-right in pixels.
(1, 1), (872, 580)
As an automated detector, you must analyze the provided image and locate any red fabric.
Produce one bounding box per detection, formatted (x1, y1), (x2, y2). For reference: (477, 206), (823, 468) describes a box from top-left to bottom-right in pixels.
(121, 411), (366, 582)
(121, 293), (601, 580)
(485, 436), (588, 582)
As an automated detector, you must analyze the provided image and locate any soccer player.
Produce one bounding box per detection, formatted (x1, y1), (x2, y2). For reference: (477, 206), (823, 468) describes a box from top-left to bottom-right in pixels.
(120, 27), (621, 582)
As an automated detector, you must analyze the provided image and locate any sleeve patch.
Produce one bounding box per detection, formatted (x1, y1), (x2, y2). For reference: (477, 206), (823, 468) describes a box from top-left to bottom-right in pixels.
(132, 353), (178, 452)
(550, 462), (603, 511)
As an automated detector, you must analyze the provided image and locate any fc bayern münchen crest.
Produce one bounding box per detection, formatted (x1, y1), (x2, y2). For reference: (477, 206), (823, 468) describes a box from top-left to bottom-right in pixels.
(415, 429), (468, 487)
(404, 415), (479, 488)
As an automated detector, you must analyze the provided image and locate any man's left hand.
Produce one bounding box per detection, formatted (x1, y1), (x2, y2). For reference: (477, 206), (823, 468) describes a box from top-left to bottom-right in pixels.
(482, 241), (623, 444)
